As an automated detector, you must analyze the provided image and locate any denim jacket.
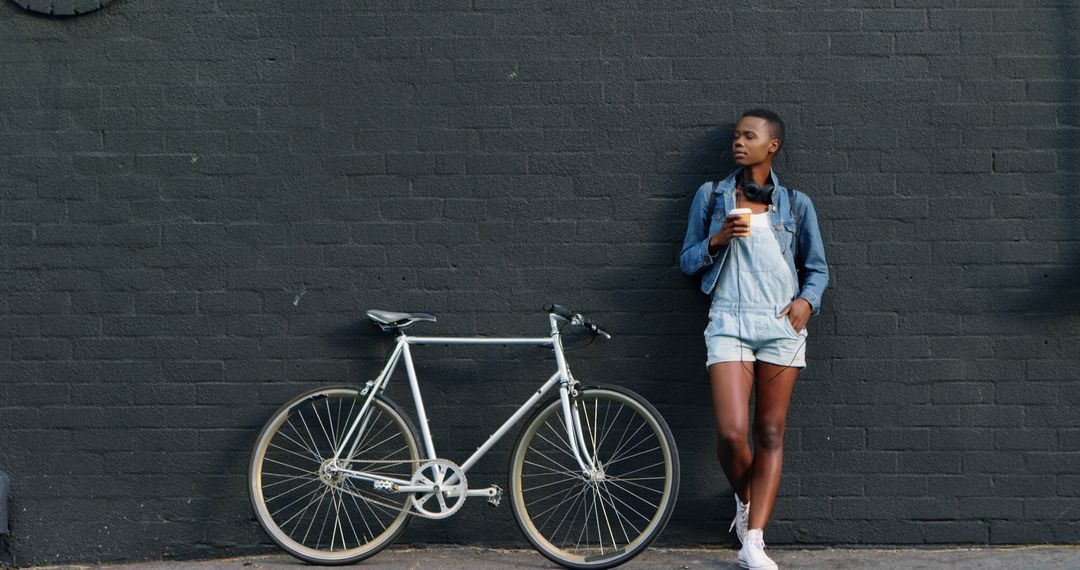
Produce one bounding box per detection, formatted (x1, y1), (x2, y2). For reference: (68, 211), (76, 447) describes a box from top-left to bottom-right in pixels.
(679, 168), (829, 315)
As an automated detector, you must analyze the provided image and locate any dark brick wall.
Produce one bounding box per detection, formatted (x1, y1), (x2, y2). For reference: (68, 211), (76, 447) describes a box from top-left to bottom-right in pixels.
(1, 0), (1078, 565)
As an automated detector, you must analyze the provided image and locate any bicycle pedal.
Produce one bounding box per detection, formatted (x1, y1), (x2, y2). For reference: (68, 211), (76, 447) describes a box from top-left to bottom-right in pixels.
(487, 484), (503, 507)
(373, 480), (394, 493)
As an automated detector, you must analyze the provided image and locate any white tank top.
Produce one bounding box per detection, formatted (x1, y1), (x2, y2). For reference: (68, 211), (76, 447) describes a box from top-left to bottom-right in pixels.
(749, 211), (771, 229)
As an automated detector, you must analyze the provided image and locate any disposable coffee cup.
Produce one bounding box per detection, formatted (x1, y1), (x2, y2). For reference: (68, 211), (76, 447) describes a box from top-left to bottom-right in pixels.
(729, 208), (752, 237)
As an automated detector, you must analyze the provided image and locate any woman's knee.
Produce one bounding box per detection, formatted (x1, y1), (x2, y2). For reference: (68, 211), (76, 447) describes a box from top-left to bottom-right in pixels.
(716, 424), (749, 449)
(753, 422), (786, 450)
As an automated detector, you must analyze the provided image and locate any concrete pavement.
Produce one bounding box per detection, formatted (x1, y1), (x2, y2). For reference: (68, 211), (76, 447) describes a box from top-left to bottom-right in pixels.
(19, 544), (1080, 569)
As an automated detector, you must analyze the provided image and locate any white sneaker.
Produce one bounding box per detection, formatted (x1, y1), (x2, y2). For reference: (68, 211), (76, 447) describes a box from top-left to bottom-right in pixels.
(728, 494), (750, 545)
(737, 528), (778, 570)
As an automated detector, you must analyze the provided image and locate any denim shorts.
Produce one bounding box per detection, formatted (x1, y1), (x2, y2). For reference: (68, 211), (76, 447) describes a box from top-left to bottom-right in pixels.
(704, 302), (807, 368)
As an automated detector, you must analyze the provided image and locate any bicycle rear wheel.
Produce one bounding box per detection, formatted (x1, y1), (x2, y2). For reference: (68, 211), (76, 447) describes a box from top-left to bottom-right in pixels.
(509, 385), (680, 569)
(248, 386), (419, 565)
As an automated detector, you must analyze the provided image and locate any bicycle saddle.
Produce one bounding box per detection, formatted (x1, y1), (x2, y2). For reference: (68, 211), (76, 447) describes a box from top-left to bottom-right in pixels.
(366, 310), (437, 330)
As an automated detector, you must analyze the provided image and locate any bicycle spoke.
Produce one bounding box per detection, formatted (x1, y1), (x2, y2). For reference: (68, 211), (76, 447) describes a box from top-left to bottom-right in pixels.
(543, 418), (574, 450)
(592, 481), (617, 554)
(311, 404), (336, 458)
(348, 410), (389, 458)
(296, 409), (326, 460)
(349, 426), (404, 462)
(343, 479), (378, 542)
(343, 478), (403, 520)
(330, 491), (343, 551)
(511, 388), (678, 566)
(262, 472), (320, 488)
(603, 425), (659, 466)
(282, 421), (324, 463)
(594, 402), (624, 453)
(537, 425), (579, 464)
(339, 488), (363, 550)
(603, 475), (665, 496)
(263, 456), (318, 475)
(272, 484), (324, 522)
(572, 484), (596, 552)
(299, 486), (330, 543)
(266, 476), (322, 504)
(252, 391), (419, 562)
(269, 442), (324, 465)
(602, 479), (657, 519)
(326, 398), (339, 452)
(598, 480), (654, 530)
(606, 460), (666, 480)
(597, 480), (638, 541)
(526, 477), (588, 511)
(523, 458), (579, 479)
(314, 485), (335, 549)
(287, 416), (323, 462)
(534, 480), (587, 531)
(548, 483), (590, 541)
(603, 445), (663, 470)
(523, 474), (583, 493)
(604, 419), (649, 467)
(525, 446), (580, 477)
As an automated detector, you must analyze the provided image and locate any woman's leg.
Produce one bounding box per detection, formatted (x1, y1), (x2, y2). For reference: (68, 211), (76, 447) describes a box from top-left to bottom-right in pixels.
(709, 361), (756, 503)
(746, 361), (800, 530)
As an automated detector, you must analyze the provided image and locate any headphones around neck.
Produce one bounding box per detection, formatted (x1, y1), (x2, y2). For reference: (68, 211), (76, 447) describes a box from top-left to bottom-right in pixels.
(740, 169), (775, 203)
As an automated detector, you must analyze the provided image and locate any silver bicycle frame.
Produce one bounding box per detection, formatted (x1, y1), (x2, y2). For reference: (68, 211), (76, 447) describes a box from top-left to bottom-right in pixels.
(330, 314), (599, 488)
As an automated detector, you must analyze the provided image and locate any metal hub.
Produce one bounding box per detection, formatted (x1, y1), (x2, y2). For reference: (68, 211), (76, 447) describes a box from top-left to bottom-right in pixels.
(319, 459), (347, 486)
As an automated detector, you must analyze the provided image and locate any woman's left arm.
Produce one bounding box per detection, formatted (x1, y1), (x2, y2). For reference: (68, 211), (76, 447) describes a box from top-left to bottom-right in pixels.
(795, 193), (829, 316)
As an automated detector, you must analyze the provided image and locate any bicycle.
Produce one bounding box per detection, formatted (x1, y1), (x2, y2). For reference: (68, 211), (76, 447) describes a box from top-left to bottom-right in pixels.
(248, 304), (680, 569)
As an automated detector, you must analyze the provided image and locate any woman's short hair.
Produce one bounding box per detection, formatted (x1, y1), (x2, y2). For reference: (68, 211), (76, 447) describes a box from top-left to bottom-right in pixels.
(740, 108), (785, 151)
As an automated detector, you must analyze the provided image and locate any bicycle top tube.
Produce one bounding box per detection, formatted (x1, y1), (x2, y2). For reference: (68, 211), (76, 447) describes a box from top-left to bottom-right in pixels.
(402, 336), (554, 346)
(396, 313), (568, 347)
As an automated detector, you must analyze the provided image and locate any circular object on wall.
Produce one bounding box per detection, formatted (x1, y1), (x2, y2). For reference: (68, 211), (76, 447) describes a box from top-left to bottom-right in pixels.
(10, 0), (114, 16)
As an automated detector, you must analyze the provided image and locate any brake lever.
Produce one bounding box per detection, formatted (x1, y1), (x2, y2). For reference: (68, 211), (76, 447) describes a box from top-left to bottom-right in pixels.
(586, 321), (612, 340)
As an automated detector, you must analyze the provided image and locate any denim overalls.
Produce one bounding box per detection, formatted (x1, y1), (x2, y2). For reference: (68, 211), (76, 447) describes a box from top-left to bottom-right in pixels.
(704, 212), (808, 368)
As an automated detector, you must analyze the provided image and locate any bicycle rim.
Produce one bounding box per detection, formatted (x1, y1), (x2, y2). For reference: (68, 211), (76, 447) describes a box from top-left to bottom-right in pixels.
(248, 388), (419, 564)
(510, 386), (679, 569)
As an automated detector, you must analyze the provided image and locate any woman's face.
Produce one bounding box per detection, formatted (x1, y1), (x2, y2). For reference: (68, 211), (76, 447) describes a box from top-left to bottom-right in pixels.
(732, 116), (780, 166)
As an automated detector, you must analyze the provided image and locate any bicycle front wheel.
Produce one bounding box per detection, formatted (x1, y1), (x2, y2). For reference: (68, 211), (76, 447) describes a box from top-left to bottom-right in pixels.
(248, 386), (420, 565)
(509, 385), (680, 569)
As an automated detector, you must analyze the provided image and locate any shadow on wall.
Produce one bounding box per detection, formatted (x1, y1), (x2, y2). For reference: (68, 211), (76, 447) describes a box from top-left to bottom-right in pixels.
(1048, 4), (1080, 313)
(0, 470), (9, 566)
(676, 122), (736, 305)
(1015, 4), (1079, 317)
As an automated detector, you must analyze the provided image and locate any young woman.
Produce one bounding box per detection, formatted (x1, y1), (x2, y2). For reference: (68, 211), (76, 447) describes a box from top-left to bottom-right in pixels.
(679, 109), (829, 570)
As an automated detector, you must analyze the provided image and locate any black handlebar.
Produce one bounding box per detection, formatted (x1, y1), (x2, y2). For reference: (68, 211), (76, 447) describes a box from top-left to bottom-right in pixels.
(543, 303), (574, 319)
(543, 304), (611, 339)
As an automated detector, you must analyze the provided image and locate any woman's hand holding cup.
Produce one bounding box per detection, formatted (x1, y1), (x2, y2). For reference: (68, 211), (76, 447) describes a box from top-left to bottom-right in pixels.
(708, 209), (752, 254)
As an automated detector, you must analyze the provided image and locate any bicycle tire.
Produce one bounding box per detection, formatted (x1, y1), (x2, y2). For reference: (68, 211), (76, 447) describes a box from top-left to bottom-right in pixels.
(508, 384), (680, 569)
(248, 385), (420, 565)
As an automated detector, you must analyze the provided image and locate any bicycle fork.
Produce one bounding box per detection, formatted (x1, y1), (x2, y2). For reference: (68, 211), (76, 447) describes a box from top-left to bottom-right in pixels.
(551, 324), (601, 479)
(561, 377), (604, 477)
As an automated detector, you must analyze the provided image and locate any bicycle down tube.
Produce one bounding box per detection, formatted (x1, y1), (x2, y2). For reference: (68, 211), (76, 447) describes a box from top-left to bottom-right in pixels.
(329, 315), (599, 488)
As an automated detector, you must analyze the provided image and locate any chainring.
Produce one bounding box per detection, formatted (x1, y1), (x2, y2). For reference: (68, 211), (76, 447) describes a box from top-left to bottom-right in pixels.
(409, 459), (467, 519)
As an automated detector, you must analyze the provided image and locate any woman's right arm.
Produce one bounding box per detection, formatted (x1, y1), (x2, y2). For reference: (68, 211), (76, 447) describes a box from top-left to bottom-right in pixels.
(680, 182), (723, 276)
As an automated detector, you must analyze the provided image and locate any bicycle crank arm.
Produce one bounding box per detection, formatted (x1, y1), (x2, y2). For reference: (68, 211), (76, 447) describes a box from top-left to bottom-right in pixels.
(393, 484), (442, 493)
(455, 486), (500, 499)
